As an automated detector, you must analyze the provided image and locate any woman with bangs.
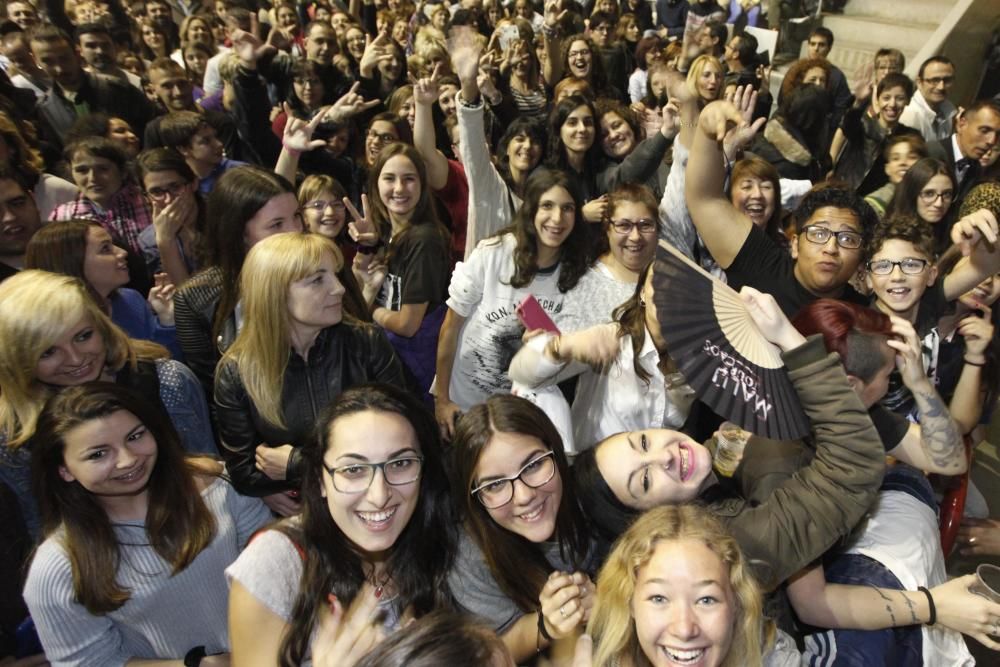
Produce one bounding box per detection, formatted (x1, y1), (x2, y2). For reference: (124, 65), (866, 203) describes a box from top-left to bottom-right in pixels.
(628, 36), (666, 104)
(553, 34), (623, 102)
(228, 384), (456, 667)
(864, 134), (929, 221)
(727, 156), (786, 249)
(23, 383), (269, 666)
(452, 36), (547, 251)
(214, 233), (408, 515)
(687, 54), (723, 106)
(0, 271), (216, 538)
(449, 394), (599, 664)
(500, 37), (548, 121)
(888, 157), (957, 252)
(595, 99), (673, 201)
(587, 505), (798, 667)
(508, 187), (695, 454)
(271, 60), (328, 140)
(434, 168), (590, 439)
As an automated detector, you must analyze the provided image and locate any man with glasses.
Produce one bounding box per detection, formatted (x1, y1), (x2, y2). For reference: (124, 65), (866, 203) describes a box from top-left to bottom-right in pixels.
(159, 111), (246, 195)
(900, 56), (957, 143)
(686, 100), (878, 317)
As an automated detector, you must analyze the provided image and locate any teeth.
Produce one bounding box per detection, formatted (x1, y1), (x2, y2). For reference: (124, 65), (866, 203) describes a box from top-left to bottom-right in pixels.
(115, 466), (143, 482)
(665, 647), (706, 663)
(679, 447), (688, 479)
(357, 507), (396, 523)
(887, 288), (909, 295)
(519, 503), (544, 521)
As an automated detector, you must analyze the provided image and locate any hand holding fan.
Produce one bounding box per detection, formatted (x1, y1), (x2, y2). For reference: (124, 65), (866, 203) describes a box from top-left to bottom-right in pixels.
(652, 240), (810, 440)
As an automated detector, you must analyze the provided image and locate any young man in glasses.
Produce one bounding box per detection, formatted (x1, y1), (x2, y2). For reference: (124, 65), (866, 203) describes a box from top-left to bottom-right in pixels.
(899, 56), (957, 144)
(687, 100), (877, 317)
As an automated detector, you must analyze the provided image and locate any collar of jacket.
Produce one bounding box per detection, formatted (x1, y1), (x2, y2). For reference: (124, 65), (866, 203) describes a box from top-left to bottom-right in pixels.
(287, 323), (342, 365)
(763, 119), (812, 166)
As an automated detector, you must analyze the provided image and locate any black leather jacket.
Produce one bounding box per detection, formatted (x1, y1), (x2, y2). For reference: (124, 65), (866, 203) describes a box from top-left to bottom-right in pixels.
(214, 321), (410, 497)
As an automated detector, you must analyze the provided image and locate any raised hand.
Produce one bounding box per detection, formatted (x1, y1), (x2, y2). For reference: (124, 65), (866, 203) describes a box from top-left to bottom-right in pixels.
(344, 194), (379, 248)
(951, 208), (999, 257)
(739, 286), (805, 352)
(282, 101), (328, 153)
(324, 81), (380, 124)
(230, 29), (262, 66)
(412, 62), (442, 107)
(722, 84), (766, 155)
(698, 99), (748, 143)
(449, 26), (482, 86)
(957, 306), (994, 361)
(886, 316), (929, 390)
(556, 323), (621, 371)
(147, 272), (176, 325)
(544, 0), (568, 29)
(360, 30), (394, 78)
(312, 584), (385, 667)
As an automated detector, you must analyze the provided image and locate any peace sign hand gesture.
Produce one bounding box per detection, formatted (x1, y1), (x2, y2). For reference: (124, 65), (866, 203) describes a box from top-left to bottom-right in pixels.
(344, 193), (379, 249)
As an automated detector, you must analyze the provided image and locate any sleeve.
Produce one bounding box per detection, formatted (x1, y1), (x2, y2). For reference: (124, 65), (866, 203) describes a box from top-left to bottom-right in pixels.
(507, 331), (589, 389)
(397, 228), (449, 306)
(225, 530), (303, 621)
(119, 289), (184, 360)
(172, 283), (218, 397)
(156, 360), (217, 456)
(138, 226), (162, 277)
(868, 404), (910, 452)
(231, 66), (282, 166)
(597, 132), (669, 194)
(214, 360), (283, 497)
(447, 533), (523, 633)
(658, 141), (699, 259)
(723, 336), (886, 590)
(222, 482), (273, 549)
(445, 241), (493, 317)
(23, 540), (130, 667)
(723, 223), (789, 284)
(456, 99), (516, 257)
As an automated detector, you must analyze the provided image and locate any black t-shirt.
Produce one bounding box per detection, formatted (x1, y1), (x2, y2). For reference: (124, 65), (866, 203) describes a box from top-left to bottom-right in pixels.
(725, 224), (869, 317)
(869, 403), (910, 453)
(378, 223), (450, 311)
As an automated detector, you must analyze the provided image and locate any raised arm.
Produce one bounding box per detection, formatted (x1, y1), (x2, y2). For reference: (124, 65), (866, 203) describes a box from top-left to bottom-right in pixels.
(948, 309), (994, 433)
(685, 100), (760, 268)
(942, 209), (1000, 300)
(540, 1), (567, 85)
(412, 64), (451, 191)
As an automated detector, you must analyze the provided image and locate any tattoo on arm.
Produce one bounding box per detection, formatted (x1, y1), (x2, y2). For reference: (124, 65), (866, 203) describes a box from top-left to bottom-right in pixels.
(872, 586), (898, 627)
(901, 591), (920, 625)
(913, 387), (963, 469)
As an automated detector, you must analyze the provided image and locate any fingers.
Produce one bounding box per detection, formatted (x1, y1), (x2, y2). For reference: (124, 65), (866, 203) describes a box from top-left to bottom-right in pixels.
(343, 196), (364, 224)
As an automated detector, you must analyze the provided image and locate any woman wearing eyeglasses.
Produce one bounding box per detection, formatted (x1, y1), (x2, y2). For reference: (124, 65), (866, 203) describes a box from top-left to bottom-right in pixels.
(136, 147), (209, 287)
(888, 157), (958, 253)
(214, 233), (408, 515)
(227, 383), (455, 666)
(449, 394), (598, 665)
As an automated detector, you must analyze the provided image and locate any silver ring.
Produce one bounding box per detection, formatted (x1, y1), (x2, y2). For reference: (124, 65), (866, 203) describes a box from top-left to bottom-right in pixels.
(993, 621), (999, 636)
(560, 605), (567, 618)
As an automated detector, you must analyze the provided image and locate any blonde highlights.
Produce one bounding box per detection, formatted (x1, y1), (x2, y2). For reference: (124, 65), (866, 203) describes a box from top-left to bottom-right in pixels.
(587, 505), (769, 667)
(220, 233), (344, 428)
(0, 271), (166, 447)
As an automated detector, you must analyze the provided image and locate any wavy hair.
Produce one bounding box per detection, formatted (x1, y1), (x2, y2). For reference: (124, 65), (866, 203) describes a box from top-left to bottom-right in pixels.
(31, 382), (215, 614)
(450, 394), (591, 612)
(0, 271), (167, 447)
(220, 233), (345, 428)
(506, 168), (590, 292)
(0, 111), (43, 187)
(276, 383), (455, 667)
(587, 505), (768, 667)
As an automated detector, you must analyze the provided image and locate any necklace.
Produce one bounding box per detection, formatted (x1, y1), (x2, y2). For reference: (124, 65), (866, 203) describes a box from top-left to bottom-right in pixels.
(366, 566), (392, 599)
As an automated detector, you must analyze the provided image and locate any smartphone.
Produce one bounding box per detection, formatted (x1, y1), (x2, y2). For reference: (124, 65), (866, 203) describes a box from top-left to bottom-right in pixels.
(516, 295), (560, 334)
(498, 23), (520, 52)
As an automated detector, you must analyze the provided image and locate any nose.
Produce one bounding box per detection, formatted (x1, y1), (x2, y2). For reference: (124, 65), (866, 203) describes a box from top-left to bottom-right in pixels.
(365, 467), (391, 507)
(511, 477), (537, 506)
(117, 444), (139, 469)
(331, 279), (346, 297)
(65, 344), (85, 366)
(115, 246), (128, 261)
(667, 602), (700, 641)
(627, 224), (643, 241)
(822, 235), (840, 254)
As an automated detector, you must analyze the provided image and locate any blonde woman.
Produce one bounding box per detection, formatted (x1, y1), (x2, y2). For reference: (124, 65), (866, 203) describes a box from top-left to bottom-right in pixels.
(0, 270), (215, 537)
(587, 505), (798, 667)
(213, 233), (408, 516)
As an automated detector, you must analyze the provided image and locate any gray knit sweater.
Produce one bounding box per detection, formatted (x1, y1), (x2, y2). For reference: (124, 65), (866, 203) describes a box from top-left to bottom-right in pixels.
(23, 478), (271, 667)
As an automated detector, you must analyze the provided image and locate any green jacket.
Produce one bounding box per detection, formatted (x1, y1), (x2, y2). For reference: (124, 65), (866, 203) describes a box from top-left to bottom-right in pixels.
(708, 335), (886, 591)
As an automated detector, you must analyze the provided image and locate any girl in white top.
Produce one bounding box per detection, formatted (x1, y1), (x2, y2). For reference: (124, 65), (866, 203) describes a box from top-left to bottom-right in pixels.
(434, 168), (591, 439)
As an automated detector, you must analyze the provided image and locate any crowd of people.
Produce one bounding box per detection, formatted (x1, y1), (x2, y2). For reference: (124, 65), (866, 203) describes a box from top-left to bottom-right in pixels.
(1, 0), (1000, 665)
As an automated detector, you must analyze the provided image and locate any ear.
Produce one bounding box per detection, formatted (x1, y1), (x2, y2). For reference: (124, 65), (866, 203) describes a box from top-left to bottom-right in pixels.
(845, 374), (862, 393)
(865, 270), (874, 292)
(58, 465), (76, 483)
(790, 234), (800, 260)
(925, 264), (939, 287)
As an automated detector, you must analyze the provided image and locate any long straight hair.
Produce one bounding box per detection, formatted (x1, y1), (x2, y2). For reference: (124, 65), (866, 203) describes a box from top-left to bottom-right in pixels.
(451, 394), (591, 612)
(889, 157), (955, 223)
(220, 233), (346, 428)
(507, 168), (591, 292)
(277, 384), (455, 667)
(613, 263), (653, 384)
(205, 166), (296, 341)
(0, 271), (167, 447)
(31, 382), (215, 614)
(24, 219), (108, 306)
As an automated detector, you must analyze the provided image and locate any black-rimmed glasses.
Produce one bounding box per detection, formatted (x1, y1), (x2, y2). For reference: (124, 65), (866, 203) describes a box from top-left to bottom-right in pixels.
(867, 258), (929, 275)
(801, 225), (863, 250)
(323, 457), (424, 493)
(471, 451), (556, 509)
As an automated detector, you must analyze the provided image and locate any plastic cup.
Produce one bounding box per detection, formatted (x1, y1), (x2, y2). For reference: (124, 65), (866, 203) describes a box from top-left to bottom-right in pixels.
(970, 564), (1000, 604)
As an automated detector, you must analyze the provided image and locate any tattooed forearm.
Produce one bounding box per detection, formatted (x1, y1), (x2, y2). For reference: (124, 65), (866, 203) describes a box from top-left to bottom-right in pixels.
(872, 587), (897, 627)
(901, 591), (920, 625)
(913, 386), (963, 470)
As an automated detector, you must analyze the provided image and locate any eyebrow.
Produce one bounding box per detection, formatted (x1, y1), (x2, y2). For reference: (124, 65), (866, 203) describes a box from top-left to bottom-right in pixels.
(476, 448), (547, 484)
(625, 434), (642, 499)
(335, 446), (419, 463)
(643, 578), (722, 588)
(82, 422), (144, 455)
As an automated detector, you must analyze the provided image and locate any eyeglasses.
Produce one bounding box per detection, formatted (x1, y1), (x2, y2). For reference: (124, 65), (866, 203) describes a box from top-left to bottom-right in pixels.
(610, 218), (657, 235)
(294, 77), (322, 87)
(918, 189), (954, 203)
(367, 129), (397, 144)
(568, 49), (591, 59)
(867, 258), (929, 275)
(921, 76), (954, 86)
(323, 456), (424, 493)
(471, 451), (556, 509)
(145, 181), (188, 201)
(801, 225), (863, 250)
(303, 199), (346, 214)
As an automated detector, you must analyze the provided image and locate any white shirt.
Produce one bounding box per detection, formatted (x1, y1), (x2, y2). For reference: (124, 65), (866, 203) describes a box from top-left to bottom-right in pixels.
(899, 89), (957, 143)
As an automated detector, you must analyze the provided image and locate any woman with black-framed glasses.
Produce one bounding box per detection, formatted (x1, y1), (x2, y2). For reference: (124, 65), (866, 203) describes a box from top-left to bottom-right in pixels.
(449, 394), (599, 665)
(228, 383), (456, 666)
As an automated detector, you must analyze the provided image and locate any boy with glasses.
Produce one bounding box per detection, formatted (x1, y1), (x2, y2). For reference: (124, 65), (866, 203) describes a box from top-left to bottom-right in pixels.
(866, 214), (1000, 418)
